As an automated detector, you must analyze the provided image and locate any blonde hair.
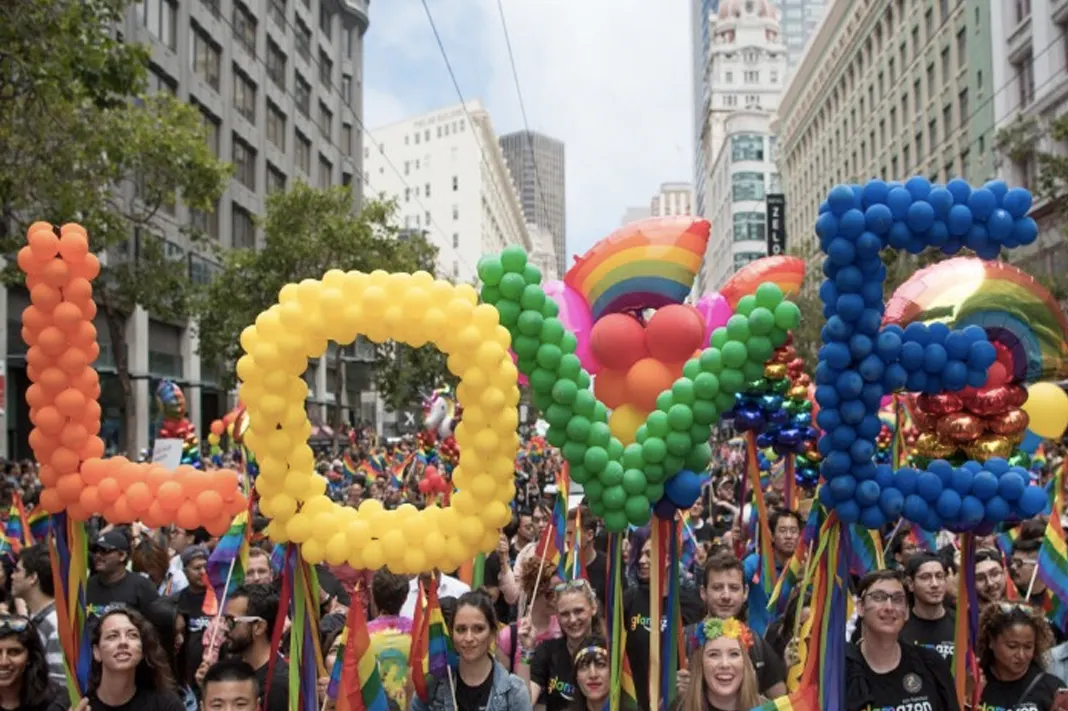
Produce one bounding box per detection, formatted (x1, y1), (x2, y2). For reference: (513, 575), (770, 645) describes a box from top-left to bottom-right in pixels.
(679, 637), (762, 711)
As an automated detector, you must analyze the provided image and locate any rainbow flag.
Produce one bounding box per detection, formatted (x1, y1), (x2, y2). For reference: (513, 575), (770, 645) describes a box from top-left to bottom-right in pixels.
(1037, 460), (1068, 631)
(342, 454), (359, 480)
(951, 536), (981, 708)
(847, 524), (885, 577)
(749, 687), (818, 711)
(906, 521), (938, 553)
(1, 494), (32, 557)
(553, 467), (569, 578)
(338, 596), (389, 711)
(207, 508), (251, 598)
(996, 525), (1021, 556)
(200, 571), (219, 616)
(28, 507), (51, 543)
(426, 578), (456, 680)
(679, 511), (697, 572)
(409, 582), (429, 703)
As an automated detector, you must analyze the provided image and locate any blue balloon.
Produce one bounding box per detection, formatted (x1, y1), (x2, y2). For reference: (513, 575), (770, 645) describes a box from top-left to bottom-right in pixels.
(971, 471), (999, 500)
(936, 489), (963, 519)
(916, 471), (944, 502)
(653, 497), (678, 520)
(950, 467), (974, 495)
(860, 505), (887, 530)
(903, 494), (929, 522)
(998, 471), (1026, 503)
(856, 480), (881, 507)
(1002, 187), (1032, 217)
(879, 488), (905, 518)
(664, 469), (703, 509)
(983, 495), (1011, 523)
(895, 468), (919, 496)
(1019, 429), (1043, 455)
(960, 495), (985, 527)
(828, 474), (857, 502)
(1017, 485), (1047, 518)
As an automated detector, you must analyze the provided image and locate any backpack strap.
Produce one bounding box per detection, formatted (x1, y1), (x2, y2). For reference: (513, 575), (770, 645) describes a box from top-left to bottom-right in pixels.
(508, 622), (518, 672)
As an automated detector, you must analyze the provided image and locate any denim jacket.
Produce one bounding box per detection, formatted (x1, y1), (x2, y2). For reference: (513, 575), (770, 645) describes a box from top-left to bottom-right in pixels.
(408, 661), (532, 711)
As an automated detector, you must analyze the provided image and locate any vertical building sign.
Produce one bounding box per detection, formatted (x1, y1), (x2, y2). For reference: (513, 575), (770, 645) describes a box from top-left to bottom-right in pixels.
(766, 193), (786, 256)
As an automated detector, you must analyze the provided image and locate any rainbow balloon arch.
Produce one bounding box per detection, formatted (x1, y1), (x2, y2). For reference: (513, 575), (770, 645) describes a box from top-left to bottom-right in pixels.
(18, 174), (1068, 711)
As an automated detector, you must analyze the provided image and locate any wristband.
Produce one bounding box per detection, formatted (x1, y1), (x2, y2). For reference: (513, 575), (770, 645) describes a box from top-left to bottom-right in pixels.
(518, 647), (535, 665)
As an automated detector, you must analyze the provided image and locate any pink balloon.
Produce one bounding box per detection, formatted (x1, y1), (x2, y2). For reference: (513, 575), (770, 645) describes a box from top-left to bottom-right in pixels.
(510, 350), (530, 386)
(543, 280), (599, 374)
(693, 293), (732, 348)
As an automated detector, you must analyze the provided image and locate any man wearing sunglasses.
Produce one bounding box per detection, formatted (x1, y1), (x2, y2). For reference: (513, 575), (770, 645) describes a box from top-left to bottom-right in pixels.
(218, 584), (289, 711)
(86, 530), (159, 618)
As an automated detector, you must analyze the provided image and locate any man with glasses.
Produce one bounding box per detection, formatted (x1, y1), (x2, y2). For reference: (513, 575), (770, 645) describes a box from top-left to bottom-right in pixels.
(901, 553), (956, 661)
(845, 570), (958, 711)
(218, 584), (288, 711)
(1010, 538), (1045, 603)
(975, 548), (1009, 605)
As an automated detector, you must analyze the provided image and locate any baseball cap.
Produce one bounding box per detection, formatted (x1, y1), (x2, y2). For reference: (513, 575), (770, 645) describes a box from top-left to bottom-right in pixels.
(180, 545), (210, 566)
(92, 530), (130, 554)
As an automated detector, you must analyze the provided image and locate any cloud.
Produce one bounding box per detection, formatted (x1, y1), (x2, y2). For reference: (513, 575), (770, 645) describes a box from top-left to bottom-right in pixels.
(363, 0), (692, 260)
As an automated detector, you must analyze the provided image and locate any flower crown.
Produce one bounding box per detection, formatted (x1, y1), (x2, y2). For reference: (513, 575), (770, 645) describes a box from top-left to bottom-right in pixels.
(694, 618), (755, 649)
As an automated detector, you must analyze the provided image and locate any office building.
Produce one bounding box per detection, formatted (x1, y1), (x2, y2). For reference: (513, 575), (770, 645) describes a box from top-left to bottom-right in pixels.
(620, 206), (653, 226)
(499, 131), (567, 276)
(2, 0), (370, 457)
(774, 0), (995, 259)
(692, 0), (721, 219)
(650, 182), (694, 217)
(779, 0), (827, 72)
(527, 223), (561, 283)
(990, 0), (1068, 282)
(364, 101), (531, 285)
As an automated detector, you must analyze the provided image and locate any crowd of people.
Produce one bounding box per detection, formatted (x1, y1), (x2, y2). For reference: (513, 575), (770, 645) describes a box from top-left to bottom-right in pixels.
(0, 433), (1066, 711)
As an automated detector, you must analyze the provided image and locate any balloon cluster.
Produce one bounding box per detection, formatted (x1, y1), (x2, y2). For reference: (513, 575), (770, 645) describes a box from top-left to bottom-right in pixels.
(874, 423), (894, 464)
(908, 382), (1029, 464)
(417, 465), (450, 497)
(590, 304), (707, 445)
(238, 269), (518, 574)
(19, 222), (246, 530)
(814, 178), (1045, 532)
(155, 380), (202, 468)
(209, 405), (249, 448)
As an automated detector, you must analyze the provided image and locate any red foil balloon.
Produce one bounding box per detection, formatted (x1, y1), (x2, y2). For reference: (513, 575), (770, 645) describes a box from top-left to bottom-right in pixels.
(986, 408), (1030, 436)
(917, 393), (964, 416)
(935, 412), (985, 443)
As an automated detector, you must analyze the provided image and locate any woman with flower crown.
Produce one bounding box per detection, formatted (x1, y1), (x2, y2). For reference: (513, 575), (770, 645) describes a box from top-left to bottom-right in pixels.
(676, 617), (764, 711)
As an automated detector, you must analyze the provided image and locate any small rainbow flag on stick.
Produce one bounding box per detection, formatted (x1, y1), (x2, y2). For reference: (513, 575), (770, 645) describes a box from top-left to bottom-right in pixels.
(338, 595), (389, 711)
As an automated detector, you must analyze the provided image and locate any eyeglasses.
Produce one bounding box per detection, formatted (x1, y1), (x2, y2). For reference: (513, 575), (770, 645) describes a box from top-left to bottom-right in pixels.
(864, 591), (908, 607)
(222, 615), (263, 628)
(0, 616), (30, 634)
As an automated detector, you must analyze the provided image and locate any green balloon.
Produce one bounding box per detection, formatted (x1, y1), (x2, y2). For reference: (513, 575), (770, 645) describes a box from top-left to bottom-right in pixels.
(544, 404), (572, 428)
(747, 307), (775, 336)
(517, 309), (544, 336)
(662, 454), (685, 477)
(517, 354), (537, 374)
(774, 301), (802, 330)
(667, 404), (694, 431)
(647, 411), (670, 437)
(736, 294), (757, 316)
(699, 348), (723, 373)
(546, 426), (566, 448)
(714, 392), (737, 411)
(665, 431), (692, 457)
(477, 256), (504, 286)
(499, 272), (526, 300)
(693, 372), (720, 399)
(588, 421), (612, 448)
(552, 379), (578, 405)
(692, 400), (720, 426)
(624, 496), (652, 526)
(561, 441), (587, 463)
(621, 468), (646, 494)
(623, 444), (645, 470)
(683, 359), (701, 380)
(576, 372), (591, 391)
(746, 335), (774, 364)
(569, 464), (590, 484)
(566, 415), (592, 443)
(719, 369), (744, 394)
(755, 282), (784, 309)
(540, 317), (565, 345)
(584, 479), (604, 501)
(519, 284), (546, 311)
(725, 315), (750, 342)
(500, 245), (528, 273)
(770, 327), (789, 348)
(604, 509), (629, 532)
(558, 354), (582, 381)
(710, 328), (729, 348)
(746, 377), (768, 393)
(535, 343), (562, 371)
(635, 425), (649, 443)
(689, 423), (710, 444)
(645, 465), (665, 484)
(721, 341), (748, 368)
(559, 332), (577, 355)
(593, 402), (609, 424)
(481, 284), (501, 304)
(672, 378), (695, 404)
(770, 378), (790, 395)
(573, 389), (596, 417)
(589, 499), (606, 518)
(522, 263), (542, 285)
(607, 439), (624, 461)
(601, 461), (624, 487)
(655, 391), (674, 413)
(602, 485), (627, 510)
(645, 483), (664, 504)
(742, 360), (766, 382)
(541, 299), (559, 319)
(532, 390), (553, 412)
(529, 367), (556, 394)
(514, 334), (540, 359)
(496, 300), (522, 327)
(642, 437), (667, 463)
(687, 443), (712, 471)
(583, 446), (609, 473)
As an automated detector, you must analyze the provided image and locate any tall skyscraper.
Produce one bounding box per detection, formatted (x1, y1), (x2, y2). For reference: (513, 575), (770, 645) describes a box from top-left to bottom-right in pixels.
(499, 131), (567, 276)
(691, 0), (720, 219)
(777, 0), (826, 72)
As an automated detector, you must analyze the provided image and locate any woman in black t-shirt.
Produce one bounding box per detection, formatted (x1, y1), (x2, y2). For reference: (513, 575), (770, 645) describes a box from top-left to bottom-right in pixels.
(977, 602), (1064, 711)
(845, 570), (959, 711)
(0, 615), (64, 711)
(84, 608), (184, 711)
(567, 635), (612, 711)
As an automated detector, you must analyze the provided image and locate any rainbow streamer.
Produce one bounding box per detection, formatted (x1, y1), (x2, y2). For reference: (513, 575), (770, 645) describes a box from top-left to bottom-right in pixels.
(566, 507), (587, 581)
(747, 433), (776, 596)
(409, 581), (429, 703)
(606, 534), (637, 711)
(28, 507), (51, 543)
(49, 513), (90, 703)
(1037, 459), (1068, 632)
(282, 546), (325, 711)
(906, 521), (938, 553)
(338, 595), (389, 711)
(660, 518), (682, 711)
(426, 578), (456, 680)
(952, 535), (980, 708)
(553, 467), (569, 579)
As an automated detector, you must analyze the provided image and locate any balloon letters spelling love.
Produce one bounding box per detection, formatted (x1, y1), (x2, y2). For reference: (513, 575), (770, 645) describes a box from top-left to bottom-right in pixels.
(814, 177), (1045, 532)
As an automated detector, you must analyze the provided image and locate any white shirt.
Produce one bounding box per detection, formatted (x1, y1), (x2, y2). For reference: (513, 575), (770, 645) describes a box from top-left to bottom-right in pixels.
(400, 574), (471, 618)
(161, 554), (189, 596)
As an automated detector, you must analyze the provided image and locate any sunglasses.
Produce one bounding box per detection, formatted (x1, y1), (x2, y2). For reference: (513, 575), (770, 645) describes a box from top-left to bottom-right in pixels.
(553, 579), (593, 594)
(998, 602), (1034, 615)
(222, 615), (263, 628)
(0, 616), (30, 634)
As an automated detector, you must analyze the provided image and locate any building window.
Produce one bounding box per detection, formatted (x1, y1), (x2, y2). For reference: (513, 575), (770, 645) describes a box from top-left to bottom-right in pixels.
(731, 135), (764, 161)
(425, 211), (431, 225)
(924, 8), (933, 40)
(232, 135), (256, 188)
(889, 58), (895, 82)
(452, 175), (459, 191)
(928, 118), (938, 150)
(342, 123), (352, 156)
(939, 0), (949, 23)
(732, 212), (766, 242)
(724, 71), (733, 83)
(404, 161), (409, 176)
(319, 3), (331, 34)
(744, 70), (759, 83)
(266, 163), (286, 193)
(926, 64), (935, 101)
(960, 149), (971, 179)
(731, 172), (765, 201)
(452, 204), (459, 220)
(232, 2), (256, 54)
(189, 201), (220, 240)
(341, 76), (351, 103)
(342, 172), (352, 186)
(141, 0), (177, 50)
(943, 103), (953, 134)
(903, 144), (911, 170)
(232, 67), (256, 123)
(723, 95), (737, 107)
(198, 106), (220, 157)
(295, 131), (311, 174)
(295, 18), (312, 60)
(912, 26), (920, 54)
(957, 28), (967, 68)
(1015, 0), (1030, 23)
(190, 23), (221, 90)
(318, 155), (332, 188)
(958, 89), (969, 125)
(199, 0), (220, 18)
(733, 251), (765, 271)
(342, 26), (354, 59)
(232, 204), (255, 249)
(913, 78), (922, 113)
(266, 102), (285, 150)
(295, 73), (311, 116)
(452, 234), (459, 249)
(319, 49), (333, 86)
(1015, 53), (1034, 107)
(901, 93), (909, 120)
(941, 47), (950, 82)
(425, 182), (431, 197)
(318, 101), (332, 139)
(268, 0), (285, 27)
(146, 65), (177, 95)
(266, 40), (286, 89)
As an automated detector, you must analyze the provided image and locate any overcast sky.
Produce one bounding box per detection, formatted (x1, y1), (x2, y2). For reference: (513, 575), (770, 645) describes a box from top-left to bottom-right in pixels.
(362, 0), (693, 264)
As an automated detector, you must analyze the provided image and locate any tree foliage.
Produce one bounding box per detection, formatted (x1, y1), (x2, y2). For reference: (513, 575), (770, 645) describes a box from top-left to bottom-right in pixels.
(0, 0), (231, 455)
(995, 114), (1068, 223)
(193, 184), (452, 416)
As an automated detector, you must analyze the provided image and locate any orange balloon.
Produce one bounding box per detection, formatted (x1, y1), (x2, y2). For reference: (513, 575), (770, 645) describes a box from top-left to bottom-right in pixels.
(21, 327), (38, 348)
(70, 322), (97, 349)
(28, 228), (59, 260)
(34, 407), (64, 437)
(80, 300), (97, 321)
(83, 400), (102, 428)
(145, 465), (172, 494)
(79, 485), (102, 514)
(118, 462), (147, 489)
(625, 357), (676, 412)
(40, 260), (71, 289)
(80, 458), (109, 486)
(59, 423), (89, 450)
(26, 365), (39, 382)
(98, 477), (122, 504)
(39, 367), (69, 394)
(65, 277), (92, 303)
(51, 446), (80, 475)
(85, 342), (100, 363)
(58, 232), (89, 262)
(56, 473), (84, 504)
(213, 470), (239, 498)
(196, 490), (224, 519)
(111, 496), (135, 524)
(55, 388), (87, 418)
(59, 223), (86, 238)
(66, 502), (91, 523)
(157, 481), (184, 510)
(25, 384), (49, 409)
(28, 429), (58, 459)
(57, 347), (88, 374)
(210, 420), (226, 436)
(36, 327), (67, 357)
(52, 302), (84, 332)
(16, 246), (44, 276)
(182, 470), (213, 498)
(127, 482), (153, 513)
(39, 489), (64, 513)
(70, 253), (101, 281)
(593, 368), (629, 410)
(175, 501), (200, 530)
(225, 494), (248, 517)
(25, 346), (54, 370)
(79, 436), (105, 460)
(37, 464), (59, 488)
(142, 501), (168, 529)
(22, 304), (52, 331)
(205, 515), (231, 537)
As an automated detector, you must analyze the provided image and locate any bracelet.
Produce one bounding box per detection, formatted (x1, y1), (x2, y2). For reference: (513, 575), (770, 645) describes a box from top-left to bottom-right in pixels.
(518, 647), (535, 665)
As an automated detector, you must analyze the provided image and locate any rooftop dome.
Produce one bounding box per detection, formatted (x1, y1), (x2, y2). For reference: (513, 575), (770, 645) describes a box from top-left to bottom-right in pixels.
(717, 0), (778, 19)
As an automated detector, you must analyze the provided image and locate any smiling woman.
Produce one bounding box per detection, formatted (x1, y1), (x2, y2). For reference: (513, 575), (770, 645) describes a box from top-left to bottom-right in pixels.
(0, 615), (63, 711)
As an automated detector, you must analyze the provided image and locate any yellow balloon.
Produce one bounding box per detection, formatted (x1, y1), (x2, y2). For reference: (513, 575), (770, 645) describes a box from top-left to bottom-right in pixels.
(609, 403), (649, 446)
(1023, 382), (1068, 439)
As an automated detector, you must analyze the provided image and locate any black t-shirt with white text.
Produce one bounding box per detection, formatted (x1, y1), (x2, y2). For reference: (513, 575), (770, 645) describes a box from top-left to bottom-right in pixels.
(845, 642), (960, 711)
(530, 637), (576, 711)
(86, 572), (160, 618)
(88, 688), (185, 711)
(901, 610), (956, 661)
(455, 669), (494, 711)
(979, 665), (1062, 711)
